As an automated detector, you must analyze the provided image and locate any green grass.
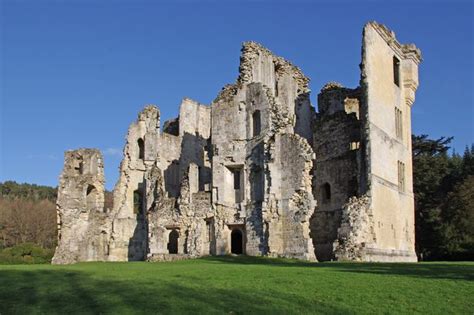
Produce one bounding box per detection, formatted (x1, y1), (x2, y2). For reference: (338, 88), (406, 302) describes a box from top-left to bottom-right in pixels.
(0, 256), (472, 314)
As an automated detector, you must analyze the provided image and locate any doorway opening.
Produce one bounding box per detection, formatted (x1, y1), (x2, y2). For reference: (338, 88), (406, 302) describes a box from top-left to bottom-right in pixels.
(231, 229), (243, 255)
(168, 229), (179, 254)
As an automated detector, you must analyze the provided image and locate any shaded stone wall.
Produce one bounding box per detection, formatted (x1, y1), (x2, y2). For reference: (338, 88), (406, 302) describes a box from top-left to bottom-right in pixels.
(311, 84), (362, 261)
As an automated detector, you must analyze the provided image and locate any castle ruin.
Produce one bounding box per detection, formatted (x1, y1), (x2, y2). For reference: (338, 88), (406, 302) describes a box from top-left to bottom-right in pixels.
(52, 22), (421, 264)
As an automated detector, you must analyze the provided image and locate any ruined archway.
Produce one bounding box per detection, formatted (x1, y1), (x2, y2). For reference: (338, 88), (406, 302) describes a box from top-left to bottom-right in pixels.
(231, 229), (243, 255)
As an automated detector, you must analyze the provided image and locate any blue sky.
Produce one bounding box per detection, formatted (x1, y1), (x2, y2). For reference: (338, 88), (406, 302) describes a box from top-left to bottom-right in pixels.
(1, 0), (473, 190)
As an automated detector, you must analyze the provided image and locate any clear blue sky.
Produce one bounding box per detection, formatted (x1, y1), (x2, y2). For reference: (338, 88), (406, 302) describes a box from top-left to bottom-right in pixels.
(1, 0), (473, 190)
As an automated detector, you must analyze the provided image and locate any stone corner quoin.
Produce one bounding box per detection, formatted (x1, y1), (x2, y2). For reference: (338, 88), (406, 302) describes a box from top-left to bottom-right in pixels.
(52, 21), (421, 264)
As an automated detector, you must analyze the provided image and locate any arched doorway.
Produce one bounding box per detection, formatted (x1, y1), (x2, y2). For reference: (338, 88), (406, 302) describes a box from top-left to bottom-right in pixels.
(231, 229), (243, 255)
(168, 230), (179, 254)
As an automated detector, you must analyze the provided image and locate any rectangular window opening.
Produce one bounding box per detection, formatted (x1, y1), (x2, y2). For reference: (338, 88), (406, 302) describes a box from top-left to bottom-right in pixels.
(233, 169), (241, 190)
(393, 56), (400, 87)
(252, 110), (261, 137)
(350, 142), (360, 150)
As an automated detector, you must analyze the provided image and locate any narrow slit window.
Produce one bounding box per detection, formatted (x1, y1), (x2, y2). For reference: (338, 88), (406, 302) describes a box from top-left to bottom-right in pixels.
(322, 183), (331, 203)
(393, 56), (400, 87)
(252, 110), (261, 137)
(233, 169), (241, 190)
(198, 166), (205, 191)
(137, 138), (145, 160)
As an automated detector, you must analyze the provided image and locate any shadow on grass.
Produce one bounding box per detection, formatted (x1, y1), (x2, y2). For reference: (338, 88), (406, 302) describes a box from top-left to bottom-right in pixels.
(0, 268), (346, 314)
(202, 255), (474, 281)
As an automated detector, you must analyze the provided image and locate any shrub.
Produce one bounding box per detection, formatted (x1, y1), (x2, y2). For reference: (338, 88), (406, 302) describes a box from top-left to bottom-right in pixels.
(0, 243), (54, 264)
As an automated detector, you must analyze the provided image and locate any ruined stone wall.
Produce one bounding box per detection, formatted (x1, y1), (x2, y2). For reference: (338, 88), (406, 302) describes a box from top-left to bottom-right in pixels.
(209, 42), (316, 260)
(238, 42), (314, 143)
(52, 149), (110, 264)
(356, 22), (420, 261)
(311, 84), (362, 261)
(108, 106), (160, 261)
(53, 22), (420, 264)
(266, 133), (316, 260)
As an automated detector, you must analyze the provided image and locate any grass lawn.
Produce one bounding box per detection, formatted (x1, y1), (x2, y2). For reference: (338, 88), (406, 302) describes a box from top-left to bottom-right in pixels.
(0, 256), (473, 314)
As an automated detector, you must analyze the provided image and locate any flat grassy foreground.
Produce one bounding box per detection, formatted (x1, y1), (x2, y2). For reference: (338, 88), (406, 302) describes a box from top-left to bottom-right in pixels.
(0, 256), (472, 314)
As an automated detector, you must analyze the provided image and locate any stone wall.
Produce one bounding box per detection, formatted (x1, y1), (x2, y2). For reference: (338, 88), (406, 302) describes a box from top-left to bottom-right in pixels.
(356, 22), (420, 262)
(52, 149), (110, 264)
(53, 22), (421, 264)
(311, 84), (362, 261)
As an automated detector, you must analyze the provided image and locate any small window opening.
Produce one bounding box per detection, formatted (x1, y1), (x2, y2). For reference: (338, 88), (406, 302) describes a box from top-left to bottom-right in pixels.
(231, 229), (243, 254)
(133, 189), (143, 214)
(137, 138), (145, 160)
(393, 56), (400, 87)
(322, 183), (331, 203)
(86, 185), (95, 196)
(74, 161), (84, 175)
(350, 142), (360, 150)
(168, 229), (179, 254)
(274, 80), (279, 97)
(233, 169), (241, 190)
(252, 110), (261, 137)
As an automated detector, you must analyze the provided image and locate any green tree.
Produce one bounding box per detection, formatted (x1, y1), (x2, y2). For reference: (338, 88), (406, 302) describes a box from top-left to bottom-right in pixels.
(412, 135), (452, 259)
(413, 135), (474, 260)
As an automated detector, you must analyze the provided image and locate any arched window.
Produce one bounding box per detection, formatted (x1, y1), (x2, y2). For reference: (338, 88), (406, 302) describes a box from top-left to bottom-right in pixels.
(168, 230), (179, 254)
(133, 189), (143, 214)
(137, 138), (145, 160)
(252, 110), (261, 137)
(86, 185), (98, 211)
(322, 183), (331, 203)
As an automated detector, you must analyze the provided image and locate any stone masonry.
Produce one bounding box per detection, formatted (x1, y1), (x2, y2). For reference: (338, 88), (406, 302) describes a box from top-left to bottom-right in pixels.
(53, 22), (421, 264)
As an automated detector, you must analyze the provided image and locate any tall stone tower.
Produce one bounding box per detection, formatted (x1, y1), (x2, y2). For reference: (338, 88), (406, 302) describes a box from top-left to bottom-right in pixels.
(312, 22), (421, 262)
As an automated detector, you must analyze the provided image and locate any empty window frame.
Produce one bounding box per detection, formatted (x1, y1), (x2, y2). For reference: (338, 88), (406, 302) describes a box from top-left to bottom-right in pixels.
(322, 183), (331, 203)
(252, 110), (261, 137)
(133, 189), (143, 214)
(233, 169), (241, 190)
(74, 160), (84, 175)
(137, 138), (145, 160)
(350, 141), (360, 150)
(395, 107), (403, 140)
(393, 56), (400, 87)
(398, 161), (406, 192)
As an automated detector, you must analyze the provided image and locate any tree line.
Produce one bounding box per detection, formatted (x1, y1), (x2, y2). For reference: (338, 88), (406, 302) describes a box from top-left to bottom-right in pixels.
(0, 134), (472, 260)
(413, 135), (473, 260)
